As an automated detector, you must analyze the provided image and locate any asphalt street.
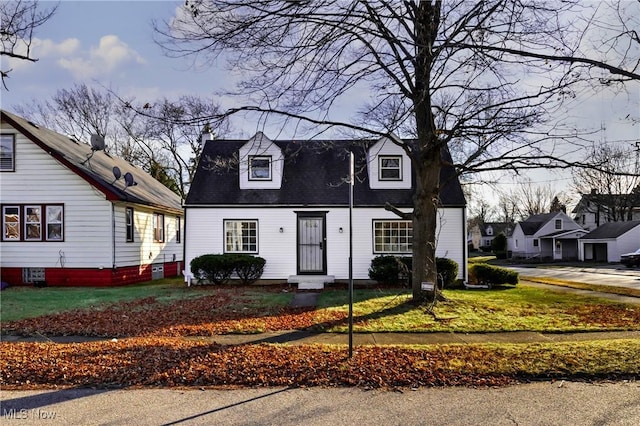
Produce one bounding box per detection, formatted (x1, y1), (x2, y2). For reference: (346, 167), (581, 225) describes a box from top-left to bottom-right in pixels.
(508, 265), (640, 290)
(2, 381), (640, 425)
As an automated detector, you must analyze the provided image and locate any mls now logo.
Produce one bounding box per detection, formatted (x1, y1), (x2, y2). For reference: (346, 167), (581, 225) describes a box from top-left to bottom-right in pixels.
(3, 408), (57, 420)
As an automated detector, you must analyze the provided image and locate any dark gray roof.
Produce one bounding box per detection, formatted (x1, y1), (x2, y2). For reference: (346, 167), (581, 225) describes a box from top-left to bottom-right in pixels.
(2, 109), (183, 214)
(580, 221), (640, 239)
(518, 212), (559, 236)
(186, 139), (466, 207)
(572, 193), (640, 214)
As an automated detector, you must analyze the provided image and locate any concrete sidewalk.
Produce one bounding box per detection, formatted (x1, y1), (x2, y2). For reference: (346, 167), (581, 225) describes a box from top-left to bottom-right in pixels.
(3, 330), (639, 346)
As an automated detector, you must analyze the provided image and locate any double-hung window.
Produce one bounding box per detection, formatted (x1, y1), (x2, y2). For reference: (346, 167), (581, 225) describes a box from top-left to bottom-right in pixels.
(126, 207), (134, 242)
(379, 156), (402, 181)
(249, 156), (271, 180)
(373, 220), (412, 253)
(153, 213), (164, 242)
(0, 134), (15, 171)
(224, 220), (258, 253)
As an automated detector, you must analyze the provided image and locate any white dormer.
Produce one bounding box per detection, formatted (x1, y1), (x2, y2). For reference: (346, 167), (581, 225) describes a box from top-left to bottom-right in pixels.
(367, 136), (412, 190)
(239, 132), (284, 189)
(486, 225), (493, 236)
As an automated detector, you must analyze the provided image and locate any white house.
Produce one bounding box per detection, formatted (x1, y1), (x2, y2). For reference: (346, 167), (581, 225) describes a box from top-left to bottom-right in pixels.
(578, 221), (640, 263)
(184, 132), (467, 289)
(572, 191), (640, 231)
(469, 222), (513, 251)
(0, 109), (184, 286)
(509, 212), (587, 261)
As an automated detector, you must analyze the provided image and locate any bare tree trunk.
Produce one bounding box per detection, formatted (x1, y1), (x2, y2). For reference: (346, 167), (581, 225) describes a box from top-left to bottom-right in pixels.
(412, 149), (441, 303)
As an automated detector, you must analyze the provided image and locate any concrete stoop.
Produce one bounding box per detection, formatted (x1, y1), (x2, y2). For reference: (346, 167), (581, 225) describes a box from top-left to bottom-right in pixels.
(287, 275), (335, 290)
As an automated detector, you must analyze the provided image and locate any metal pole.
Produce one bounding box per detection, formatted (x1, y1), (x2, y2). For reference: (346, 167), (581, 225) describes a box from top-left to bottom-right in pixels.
(348, 151), (354, 358)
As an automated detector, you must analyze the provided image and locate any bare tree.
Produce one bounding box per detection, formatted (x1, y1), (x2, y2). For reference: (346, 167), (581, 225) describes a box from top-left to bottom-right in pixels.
(154, 1), (640, 302)
(0, 0), (57, 90)
(14, 84), (229, 199)
(571, 144), (640, 223)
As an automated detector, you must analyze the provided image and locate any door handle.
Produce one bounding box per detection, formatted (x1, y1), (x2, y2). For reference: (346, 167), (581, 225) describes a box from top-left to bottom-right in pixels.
(319, 241), (323, 250)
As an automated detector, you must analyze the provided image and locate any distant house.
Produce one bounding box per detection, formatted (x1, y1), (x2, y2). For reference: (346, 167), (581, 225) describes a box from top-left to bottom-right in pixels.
(578, 221), (640, 263)
(509, 212), (587, 261)
(0, 109), (184, 286)
(572, 191), (640, 231)
(184, 132), (467, 289)
(469, 222), (513, 251)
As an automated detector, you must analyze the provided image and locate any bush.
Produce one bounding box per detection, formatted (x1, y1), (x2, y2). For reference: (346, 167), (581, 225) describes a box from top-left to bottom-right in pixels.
(468, 263), (518, 287)
(368, 256), (411, 286)
(233, 254), (266, 285)
(190, 254), (266, 285)
(436, 257), (459, 289)
(368, 256), (458, 289)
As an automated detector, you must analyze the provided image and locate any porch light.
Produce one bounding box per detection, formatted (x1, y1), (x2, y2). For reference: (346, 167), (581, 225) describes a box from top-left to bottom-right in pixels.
(279, 227), (284, 233)
(339, 227), (343, 233)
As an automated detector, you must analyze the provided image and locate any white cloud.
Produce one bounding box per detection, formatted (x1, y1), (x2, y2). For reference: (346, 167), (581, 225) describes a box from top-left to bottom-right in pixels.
(56, 35), (146, 80)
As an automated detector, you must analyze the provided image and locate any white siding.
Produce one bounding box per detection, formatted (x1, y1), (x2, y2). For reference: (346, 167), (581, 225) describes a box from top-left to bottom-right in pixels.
(113, 204), (184, 268)
(366, 138), (412, 190)
(238, 133), (284, 190)
(0, 123), (184, 271)
(185, 206), (465, 280)
(0, 124), (112, 268)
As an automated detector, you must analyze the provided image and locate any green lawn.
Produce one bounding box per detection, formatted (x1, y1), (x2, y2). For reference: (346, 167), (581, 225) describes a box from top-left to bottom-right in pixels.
(317, 285), (640, 333)
(0, 278), (201, 322)
(2, 281), (639, 334)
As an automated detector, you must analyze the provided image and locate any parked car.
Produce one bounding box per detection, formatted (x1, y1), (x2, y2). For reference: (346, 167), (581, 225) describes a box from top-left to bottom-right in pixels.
(620, 248), (640, 268)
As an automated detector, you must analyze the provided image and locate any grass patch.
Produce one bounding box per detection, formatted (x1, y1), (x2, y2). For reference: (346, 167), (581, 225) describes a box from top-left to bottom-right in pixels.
(316, 284), (640, 333)
(521, 276), (640, 298)
(0, 280), (293, 322)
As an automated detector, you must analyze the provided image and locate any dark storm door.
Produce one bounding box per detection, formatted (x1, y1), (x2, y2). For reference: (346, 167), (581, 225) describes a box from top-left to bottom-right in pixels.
(297, 214), (326, 274)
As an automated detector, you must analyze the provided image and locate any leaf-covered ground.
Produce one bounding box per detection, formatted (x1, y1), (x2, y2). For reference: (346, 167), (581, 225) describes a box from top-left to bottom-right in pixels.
(2, 286), (639, 390)
(2, 338), (639, 390)
(1, 292), (346, 337)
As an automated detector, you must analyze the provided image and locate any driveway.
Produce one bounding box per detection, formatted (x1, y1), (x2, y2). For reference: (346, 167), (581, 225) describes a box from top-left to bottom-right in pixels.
(506, 265), (640, 291)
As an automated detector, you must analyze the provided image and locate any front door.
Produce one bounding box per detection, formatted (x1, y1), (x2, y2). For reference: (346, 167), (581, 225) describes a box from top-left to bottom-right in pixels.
(297, 214), (326, 274)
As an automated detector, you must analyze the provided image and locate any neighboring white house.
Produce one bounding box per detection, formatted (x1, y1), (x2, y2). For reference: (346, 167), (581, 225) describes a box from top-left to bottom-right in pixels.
(469, 222), (513, 251)
(0, 109), (184, 286)
(578, 221), (640, 263)
(509, 212), (587, 261)
(572, 191), (640, 231)
(184, 132), (467, 288)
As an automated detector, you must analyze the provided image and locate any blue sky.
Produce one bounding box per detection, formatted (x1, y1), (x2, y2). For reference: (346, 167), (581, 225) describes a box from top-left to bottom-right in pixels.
(1, 0), (638, 207)
(1, 1), (227, 112)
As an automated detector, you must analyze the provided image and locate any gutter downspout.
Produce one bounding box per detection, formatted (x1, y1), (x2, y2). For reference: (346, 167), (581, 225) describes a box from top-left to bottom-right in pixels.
(462, 206), (468, 284)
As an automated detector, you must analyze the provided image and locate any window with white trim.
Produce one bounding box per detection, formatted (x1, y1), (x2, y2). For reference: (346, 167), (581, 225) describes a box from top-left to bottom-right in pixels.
(2, 206), (20, 240)
(0, 134), (15, 171)
(373, 220), (412, 253)
(224, 220), (258, 253)
(126, 207), (134, 242)
(379, 156), (402, 180)
(153, 213), (164, 242)
(555, 219), (562, 230)
(176, 216), (181, 243)
(25, 205), (42, 240)
(46, 206), (63, 241)
(249, 156), (271, 180)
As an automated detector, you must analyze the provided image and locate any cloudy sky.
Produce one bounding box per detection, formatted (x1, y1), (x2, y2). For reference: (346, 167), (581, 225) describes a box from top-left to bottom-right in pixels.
(2, 0), (638, 207)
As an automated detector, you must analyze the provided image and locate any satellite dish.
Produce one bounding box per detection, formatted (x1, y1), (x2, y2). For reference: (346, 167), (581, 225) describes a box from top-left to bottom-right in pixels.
(90, 134), (105, 151)
(112, 166), (122, 180)
(124, 172), (137, 187)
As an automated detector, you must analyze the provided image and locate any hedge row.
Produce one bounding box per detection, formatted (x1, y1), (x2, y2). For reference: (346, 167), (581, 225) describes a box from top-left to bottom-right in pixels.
(468, 263), (518, 287)
(190, 254), (266, 285)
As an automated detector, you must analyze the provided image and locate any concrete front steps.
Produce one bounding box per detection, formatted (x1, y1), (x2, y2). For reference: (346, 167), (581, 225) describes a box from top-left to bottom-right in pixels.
(287, 275), (335, 290)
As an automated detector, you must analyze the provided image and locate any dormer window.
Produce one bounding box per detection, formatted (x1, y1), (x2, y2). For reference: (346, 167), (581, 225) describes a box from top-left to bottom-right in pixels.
(379, 156), (402, 181)
(249, 156), (271, 181)
(555, 219), (562, 230)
